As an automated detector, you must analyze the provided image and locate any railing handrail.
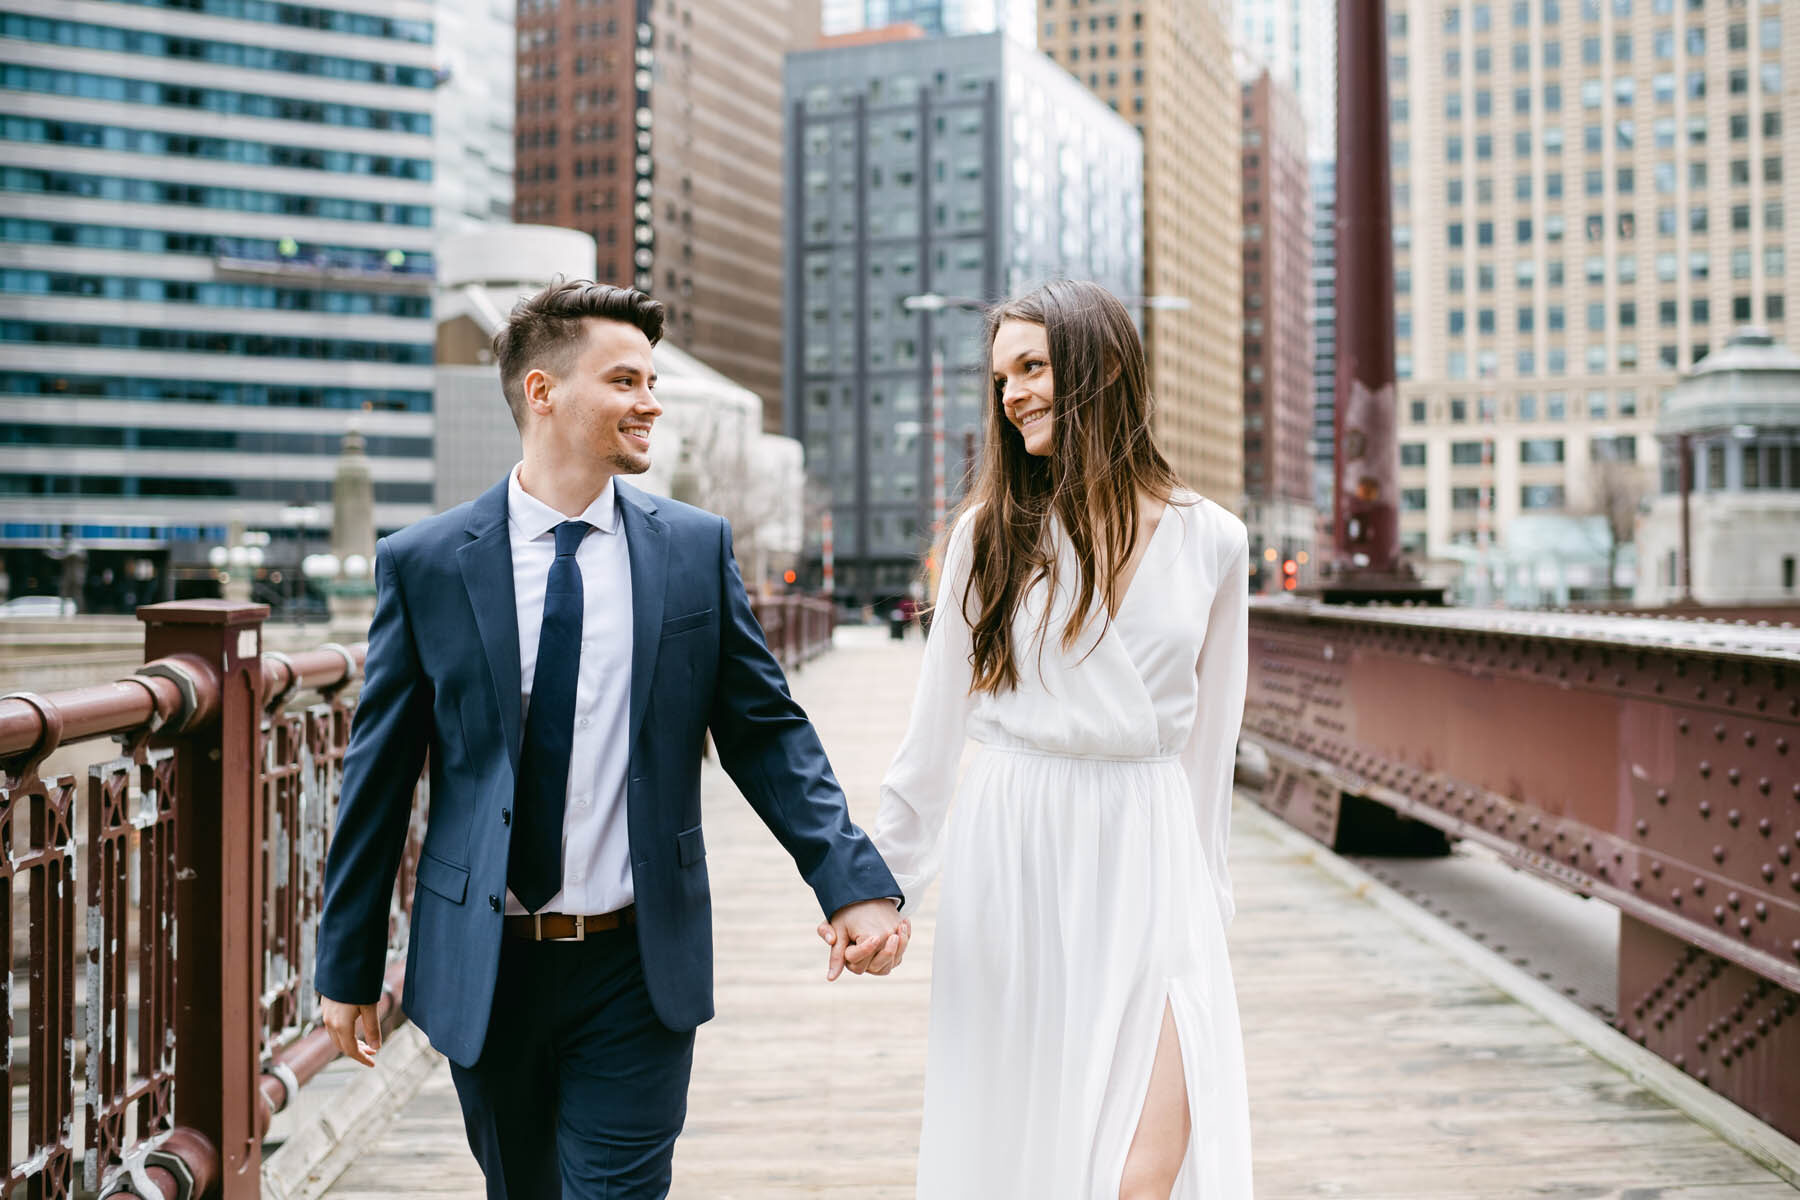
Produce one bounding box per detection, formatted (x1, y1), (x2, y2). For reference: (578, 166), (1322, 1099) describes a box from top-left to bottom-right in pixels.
(0, 644), (369, 765)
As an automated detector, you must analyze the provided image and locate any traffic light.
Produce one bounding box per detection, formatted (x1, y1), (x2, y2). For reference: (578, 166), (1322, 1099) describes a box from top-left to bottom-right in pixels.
(1282, 558), (1298, 591)
(783, 569), (797, 586)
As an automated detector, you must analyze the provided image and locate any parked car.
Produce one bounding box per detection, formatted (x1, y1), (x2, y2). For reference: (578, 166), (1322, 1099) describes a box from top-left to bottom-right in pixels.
(0, 595), (77, 617)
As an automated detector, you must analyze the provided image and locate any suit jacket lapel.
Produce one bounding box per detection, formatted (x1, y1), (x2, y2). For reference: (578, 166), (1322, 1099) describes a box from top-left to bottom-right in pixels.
(457, 478), (524, 772)
(617, 481), (668, 752)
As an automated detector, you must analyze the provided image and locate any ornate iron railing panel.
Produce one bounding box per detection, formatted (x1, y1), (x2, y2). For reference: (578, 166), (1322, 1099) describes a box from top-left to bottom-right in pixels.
(83, 749), (179, 1192)
(3, 766), (79, 1200)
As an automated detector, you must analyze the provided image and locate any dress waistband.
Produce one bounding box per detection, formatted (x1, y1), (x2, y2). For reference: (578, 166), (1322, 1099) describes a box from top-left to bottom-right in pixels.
(975, 741), (1178, 766)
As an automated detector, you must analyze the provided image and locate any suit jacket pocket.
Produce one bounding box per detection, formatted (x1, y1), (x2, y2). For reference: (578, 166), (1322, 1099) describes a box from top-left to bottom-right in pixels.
(676, 824), (706, 867)
(662, 608), (714, 637)
(416, 851), (469, 904)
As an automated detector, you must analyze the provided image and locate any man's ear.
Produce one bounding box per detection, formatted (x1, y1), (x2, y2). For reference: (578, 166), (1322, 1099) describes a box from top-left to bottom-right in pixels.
(523, 366), (555, 418)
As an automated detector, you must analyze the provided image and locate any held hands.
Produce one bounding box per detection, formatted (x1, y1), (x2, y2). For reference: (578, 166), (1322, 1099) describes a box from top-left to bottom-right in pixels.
(816, 898), (911, 981)
(320, 996), (384, 1068)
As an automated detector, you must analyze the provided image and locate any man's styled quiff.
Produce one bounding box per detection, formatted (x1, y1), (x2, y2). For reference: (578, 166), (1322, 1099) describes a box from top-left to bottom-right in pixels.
(491, 279), (666, 428)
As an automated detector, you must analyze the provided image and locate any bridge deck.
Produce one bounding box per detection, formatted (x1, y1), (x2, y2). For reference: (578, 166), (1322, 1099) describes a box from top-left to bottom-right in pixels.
(316, 628), (1794, 1199)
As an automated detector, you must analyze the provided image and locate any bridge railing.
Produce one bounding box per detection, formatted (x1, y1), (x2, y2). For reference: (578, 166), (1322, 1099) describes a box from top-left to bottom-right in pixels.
(0, 593), (836, 1200)
(1244, 599), (1800, 1141)
(0, 601), (413, 1200)
(750, 594), (837, 672)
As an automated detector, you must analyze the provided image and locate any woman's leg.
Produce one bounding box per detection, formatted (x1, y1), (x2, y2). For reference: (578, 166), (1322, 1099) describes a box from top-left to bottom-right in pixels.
(1117, 1001), (1190, 1200)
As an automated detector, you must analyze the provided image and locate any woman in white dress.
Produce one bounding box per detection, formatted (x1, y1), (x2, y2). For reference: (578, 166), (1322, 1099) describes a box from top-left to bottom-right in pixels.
(865, 280), (1253, 1198)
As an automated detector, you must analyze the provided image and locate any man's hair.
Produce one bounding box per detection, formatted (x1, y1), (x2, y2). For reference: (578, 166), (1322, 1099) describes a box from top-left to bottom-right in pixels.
(491, 279), (665, 428)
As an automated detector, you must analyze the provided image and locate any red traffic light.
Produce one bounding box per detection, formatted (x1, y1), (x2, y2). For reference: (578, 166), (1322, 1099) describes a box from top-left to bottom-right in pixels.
(783, 569), (797, 584)
(1283, 576), (1298, 591)
(1282, 559), (1298, 576)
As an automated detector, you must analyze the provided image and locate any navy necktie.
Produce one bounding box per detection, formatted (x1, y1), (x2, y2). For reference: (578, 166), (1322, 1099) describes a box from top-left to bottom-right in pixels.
(510, 518), (589, 913)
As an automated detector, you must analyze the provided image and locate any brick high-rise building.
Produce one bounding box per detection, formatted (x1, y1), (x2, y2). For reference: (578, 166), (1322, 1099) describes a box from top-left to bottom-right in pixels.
(514, 0), (820, 430)
(1039, 0), (1245, 508)
(1240, 71), (1316, 589)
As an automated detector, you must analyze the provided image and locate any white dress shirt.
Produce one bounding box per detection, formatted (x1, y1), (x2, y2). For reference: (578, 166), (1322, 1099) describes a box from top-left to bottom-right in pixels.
(505, 463), (635, 916)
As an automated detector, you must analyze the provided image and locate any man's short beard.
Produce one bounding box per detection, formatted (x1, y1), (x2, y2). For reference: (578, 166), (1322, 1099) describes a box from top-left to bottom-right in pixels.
(607, 450), (651, 475)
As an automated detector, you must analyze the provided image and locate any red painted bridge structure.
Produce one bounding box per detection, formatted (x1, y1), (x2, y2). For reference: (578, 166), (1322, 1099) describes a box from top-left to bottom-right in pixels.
(1245, 600), (1800, 1142)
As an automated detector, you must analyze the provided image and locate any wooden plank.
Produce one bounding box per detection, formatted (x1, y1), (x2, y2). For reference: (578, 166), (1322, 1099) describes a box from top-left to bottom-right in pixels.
(325, 628), (1795, 1198)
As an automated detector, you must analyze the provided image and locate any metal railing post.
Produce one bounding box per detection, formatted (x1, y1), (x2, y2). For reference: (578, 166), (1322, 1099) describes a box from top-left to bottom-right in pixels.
(140, 600), (268, 1200)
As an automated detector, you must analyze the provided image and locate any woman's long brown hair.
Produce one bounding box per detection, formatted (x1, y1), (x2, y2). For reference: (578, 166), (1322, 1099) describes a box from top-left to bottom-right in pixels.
(952, 280), (1188, 696)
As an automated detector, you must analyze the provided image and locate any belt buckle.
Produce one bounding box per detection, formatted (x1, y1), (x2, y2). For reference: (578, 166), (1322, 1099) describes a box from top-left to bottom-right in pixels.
(574, 913), (586, 941)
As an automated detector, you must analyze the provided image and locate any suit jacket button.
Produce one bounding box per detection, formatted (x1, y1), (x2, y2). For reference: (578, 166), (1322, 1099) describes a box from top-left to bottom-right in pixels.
(488, 895), (500, 912)
(501, 807), (511, 825)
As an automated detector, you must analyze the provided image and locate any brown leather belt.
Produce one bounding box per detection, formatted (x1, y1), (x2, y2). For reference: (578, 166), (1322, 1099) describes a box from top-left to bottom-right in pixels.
(504, 906), (636, 941)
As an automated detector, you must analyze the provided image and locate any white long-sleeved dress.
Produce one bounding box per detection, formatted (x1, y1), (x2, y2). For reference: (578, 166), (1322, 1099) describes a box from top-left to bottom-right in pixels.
(876, 493), (1253, 1199)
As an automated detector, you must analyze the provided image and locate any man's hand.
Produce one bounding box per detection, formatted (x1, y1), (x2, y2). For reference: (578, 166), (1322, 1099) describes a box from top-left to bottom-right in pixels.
(321, 995), (383, 1067)
(815, 899), (910, 981)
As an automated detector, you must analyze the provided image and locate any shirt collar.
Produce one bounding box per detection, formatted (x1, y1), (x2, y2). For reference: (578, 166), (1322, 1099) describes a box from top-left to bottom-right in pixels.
(507, 462), (620, 541)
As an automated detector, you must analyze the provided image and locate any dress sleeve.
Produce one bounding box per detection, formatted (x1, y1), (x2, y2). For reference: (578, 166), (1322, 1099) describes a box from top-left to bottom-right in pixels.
(1181, 516), (1250, 928)
(873, 510), (980, 908)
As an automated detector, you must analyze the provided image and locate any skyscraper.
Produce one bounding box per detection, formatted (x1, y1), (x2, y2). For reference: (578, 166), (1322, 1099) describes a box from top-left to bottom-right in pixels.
(1039, 0), (1245, 508)
(0, 3), (439, 610)
(823, 0), (1039, 41)
(784, 31), (1142, 604)
(514, 0), (820, 430)
(1387, 0), (1797, 567)
(1234, 0), (1337, 161)
(1241, 71), (1316, 589)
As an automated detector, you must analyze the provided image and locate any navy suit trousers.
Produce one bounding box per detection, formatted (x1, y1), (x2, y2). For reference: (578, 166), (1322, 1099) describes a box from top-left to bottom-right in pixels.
(449, 929), (695, 1200)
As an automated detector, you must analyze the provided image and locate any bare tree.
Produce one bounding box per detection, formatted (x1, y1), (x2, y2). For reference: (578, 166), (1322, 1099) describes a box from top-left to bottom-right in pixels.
(671, 410), (794, 594)
(1581, 443), (1649, 602)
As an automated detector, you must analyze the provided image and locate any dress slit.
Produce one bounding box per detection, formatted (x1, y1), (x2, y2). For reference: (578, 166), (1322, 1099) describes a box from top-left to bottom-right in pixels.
(1105, 987), (1203, 1199)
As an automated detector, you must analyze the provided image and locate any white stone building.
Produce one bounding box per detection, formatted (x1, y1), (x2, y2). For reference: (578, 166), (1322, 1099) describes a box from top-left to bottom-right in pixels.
(1635, 328), (1800, 606)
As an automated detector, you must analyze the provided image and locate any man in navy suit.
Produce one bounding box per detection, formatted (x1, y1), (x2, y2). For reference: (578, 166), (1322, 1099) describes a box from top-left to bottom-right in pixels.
(315, 281), (909, 1199)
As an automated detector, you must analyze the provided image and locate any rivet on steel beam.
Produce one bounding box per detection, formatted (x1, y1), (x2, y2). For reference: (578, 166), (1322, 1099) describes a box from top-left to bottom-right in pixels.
(1699, 761), (1712, 779)
(1778, 737), (1790, 754)
(1779, 845), (1792, 864)
(1713, 906), (1727, 925)
(1671, 888), (1683, 905)
(1755, 902), (1768, 921)
(1727, 891), (1741, 909)
(1743, 730), (1756, 747)
(1631, 873), (1643, 889)
(1651, 861), (1664, 877)
(1725, 688), (1737, 704)
(1697, 1068), (1709, 1083)
(1635, 819), (1649, 836)
(1656, 788), (1670, 805)
(1761, 779), (1773, 797)
(1765, 864), (1778, 883)
(1713, 846), (1727, 864)
(1727, 768), (1741, 786)
(1728, 809), (1741, 826)
(1714, 723), (1728, 741)
(1740, 918), (1753, 935)
(1678, 718), (1690, 734)
(1697, 686), (1708, 700)
(1693, 878), (1707, 895)
(1699, 800), (1712, 817)
(1759, 817), (1772, 836)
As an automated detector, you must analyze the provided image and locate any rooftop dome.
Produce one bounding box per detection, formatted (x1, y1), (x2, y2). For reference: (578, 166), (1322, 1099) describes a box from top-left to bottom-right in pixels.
(1659, 327), (1800, 436)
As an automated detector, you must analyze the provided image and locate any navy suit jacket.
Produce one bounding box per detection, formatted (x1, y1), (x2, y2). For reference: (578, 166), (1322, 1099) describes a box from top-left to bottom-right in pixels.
(315, 476), (898, 1068)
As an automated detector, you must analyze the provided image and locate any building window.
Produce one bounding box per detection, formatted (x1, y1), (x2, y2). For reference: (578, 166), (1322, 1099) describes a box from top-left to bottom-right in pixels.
(1401, 443), (1427, 466)
(1521, 438), (1565, 464)
(1521, 484), (1566, 509)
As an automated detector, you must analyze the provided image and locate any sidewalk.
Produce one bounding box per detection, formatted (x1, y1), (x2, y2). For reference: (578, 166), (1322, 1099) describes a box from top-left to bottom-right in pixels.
(317, 626), (1794, 1198)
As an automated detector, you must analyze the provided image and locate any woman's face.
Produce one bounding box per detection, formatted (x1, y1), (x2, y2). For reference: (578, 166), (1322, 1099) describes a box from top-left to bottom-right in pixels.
(990, 319), (1055, 457)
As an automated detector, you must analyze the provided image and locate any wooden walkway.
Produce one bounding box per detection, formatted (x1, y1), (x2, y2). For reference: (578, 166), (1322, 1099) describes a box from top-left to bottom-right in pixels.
(316, 627), (1795, 1199)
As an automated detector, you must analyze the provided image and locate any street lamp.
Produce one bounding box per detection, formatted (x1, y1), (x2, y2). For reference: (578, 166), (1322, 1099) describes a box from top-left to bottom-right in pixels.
(282, 501), (321, 622)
